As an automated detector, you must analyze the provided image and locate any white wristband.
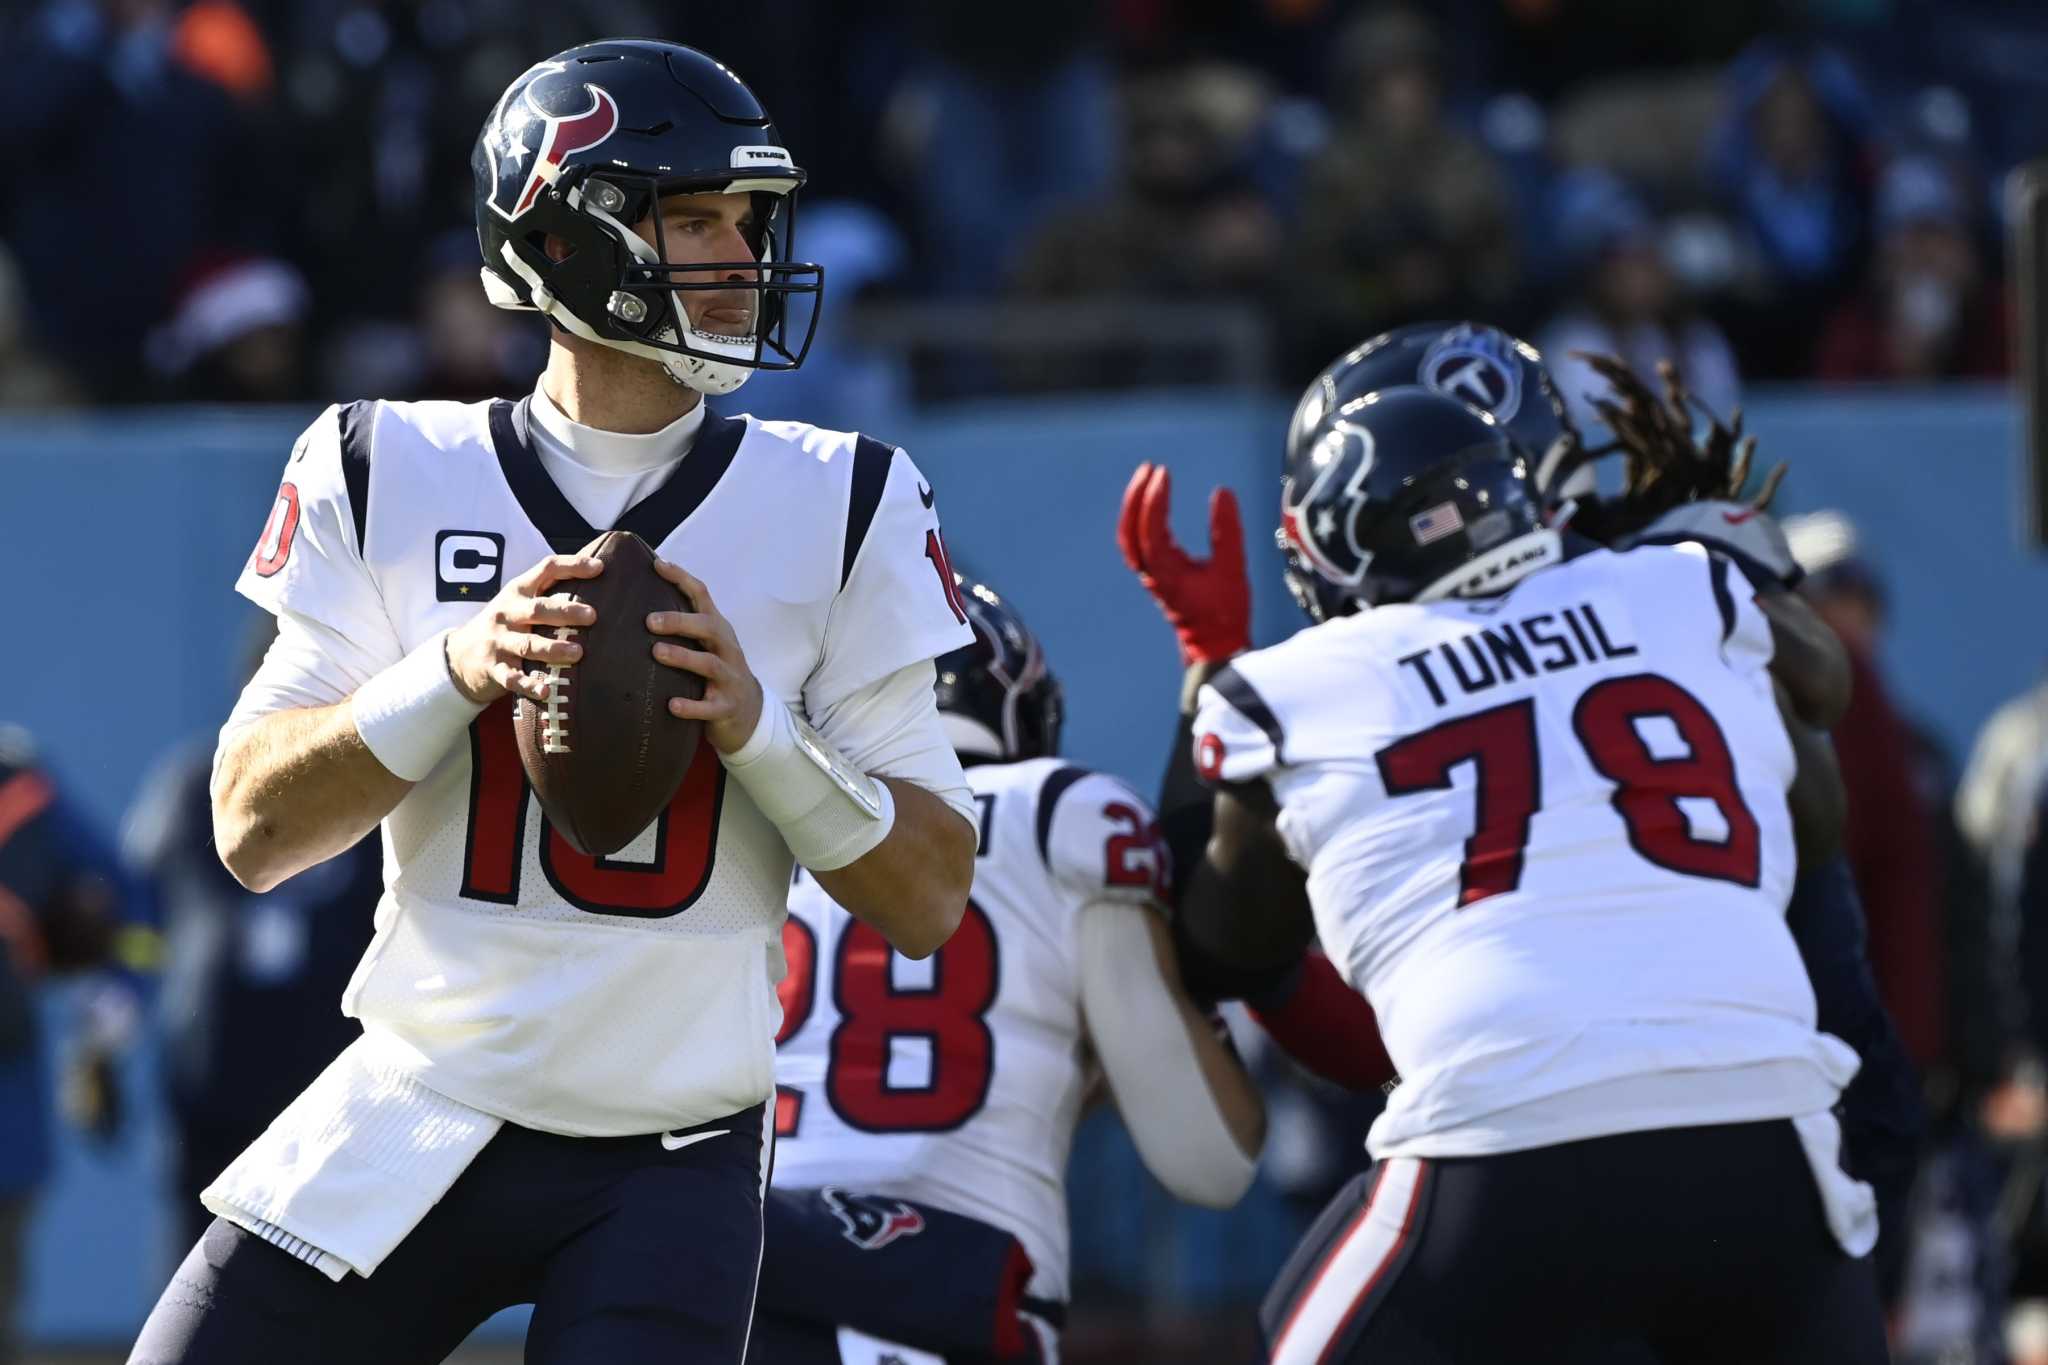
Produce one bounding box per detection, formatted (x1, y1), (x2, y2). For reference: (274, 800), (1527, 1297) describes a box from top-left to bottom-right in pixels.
(350, 631), (486, 782)
(722, 685), (896, 871)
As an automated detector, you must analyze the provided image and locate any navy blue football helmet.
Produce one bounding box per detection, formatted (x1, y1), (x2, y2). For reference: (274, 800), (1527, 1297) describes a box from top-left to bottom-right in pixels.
(1288, 321), (1578, 491)
(1280, 387), (1559, 619)
(473, 40), (823, 396)
(934, 575), (1064, 763)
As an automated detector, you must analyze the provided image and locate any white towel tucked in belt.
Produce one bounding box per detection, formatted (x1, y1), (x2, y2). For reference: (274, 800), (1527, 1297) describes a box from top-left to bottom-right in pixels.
(201, 1033), (502, 1281)
(1791, 1107), (1878, 1257)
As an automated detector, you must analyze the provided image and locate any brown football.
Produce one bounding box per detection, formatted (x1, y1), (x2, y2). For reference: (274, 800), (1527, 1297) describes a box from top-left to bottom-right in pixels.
(513, 530), (704, 856)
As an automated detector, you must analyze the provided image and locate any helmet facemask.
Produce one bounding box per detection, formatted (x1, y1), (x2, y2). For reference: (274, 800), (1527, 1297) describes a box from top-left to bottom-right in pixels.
(483, 165), (823, 396)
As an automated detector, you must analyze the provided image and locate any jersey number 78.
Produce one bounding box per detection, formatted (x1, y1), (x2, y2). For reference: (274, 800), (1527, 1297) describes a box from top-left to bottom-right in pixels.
(1376, 672), (1762, 904)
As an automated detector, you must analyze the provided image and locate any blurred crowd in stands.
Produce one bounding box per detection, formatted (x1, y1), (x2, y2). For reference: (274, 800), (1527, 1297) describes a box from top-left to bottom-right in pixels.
(2, 0), (2039, 414)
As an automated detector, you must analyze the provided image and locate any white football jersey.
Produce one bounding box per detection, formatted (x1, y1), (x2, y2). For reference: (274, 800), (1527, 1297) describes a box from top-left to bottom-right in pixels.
(233, 396), (973, 1136)
(770, 758), (1168, 1302)
(1196, 542), (1859, 1159)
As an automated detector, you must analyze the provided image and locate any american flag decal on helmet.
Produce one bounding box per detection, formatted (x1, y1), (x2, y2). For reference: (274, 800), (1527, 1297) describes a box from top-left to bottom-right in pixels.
(1409, 502), (1465, 546)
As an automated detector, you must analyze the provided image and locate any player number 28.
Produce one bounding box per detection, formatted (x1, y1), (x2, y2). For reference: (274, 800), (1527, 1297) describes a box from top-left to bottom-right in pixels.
(773, 903), (999, 1138)
(1374, 672), (1761, 905)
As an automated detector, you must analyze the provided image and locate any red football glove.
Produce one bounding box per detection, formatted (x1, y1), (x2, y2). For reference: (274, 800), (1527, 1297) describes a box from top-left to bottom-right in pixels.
(1116, 462), (1251, 667)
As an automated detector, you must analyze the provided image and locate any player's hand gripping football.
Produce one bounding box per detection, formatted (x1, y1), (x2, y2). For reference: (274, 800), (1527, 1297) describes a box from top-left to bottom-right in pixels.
(646, 560), (765, 755)
(1118, 463), (1251, 668)
(445, 552), (603, 704)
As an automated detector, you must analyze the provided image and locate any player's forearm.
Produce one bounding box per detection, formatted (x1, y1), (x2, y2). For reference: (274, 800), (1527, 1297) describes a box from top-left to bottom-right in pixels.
(811, 778), (974, 959)
(1778, 682), (1847, 868)
(1176, 979), (1267, 1168)
(1083, 905), (1263, 1205)
(1153, 662), (1234, 914)
(1759, 590), (1851, 729)
(212, 705), (412, 893)
(1176, 784), (1317, 1001)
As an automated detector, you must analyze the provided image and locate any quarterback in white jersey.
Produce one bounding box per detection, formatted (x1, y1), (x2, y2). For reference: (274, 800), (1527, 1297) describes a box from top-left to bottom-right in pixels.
(1176, 386), (1888, 1364)
(748, 575), (1265, 1364)
(132, 41), (976, 1365)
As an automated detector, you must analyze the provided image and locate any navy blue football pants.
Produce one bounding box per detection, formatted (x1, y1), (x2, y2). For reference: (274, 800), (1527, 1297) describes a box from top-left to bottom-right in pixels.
(127, 1104), (769, 1365)
(748, 1186), (1057, 1363)
(1260, 1120), (1889, 1365)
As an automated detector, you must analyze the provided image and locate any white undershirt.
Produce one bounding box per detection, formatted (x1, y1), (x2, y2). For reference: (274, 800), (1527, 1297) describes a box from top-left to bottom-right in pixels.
(527, 380), (707, 531)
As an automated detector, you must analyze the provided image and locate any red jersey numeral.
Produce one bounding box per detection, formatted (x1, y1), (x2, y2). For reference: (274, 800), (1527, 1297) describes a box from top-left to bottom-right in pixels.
(775, 900), (1000, 1138)
(458, 698), (724, 916)
(1377, 700), (1539, 905)
(1374, 674), (1761, 907)
(1572, 674), (1761, 886)
(250, 483), (301, 577)
(1102, 800), (1169, 898)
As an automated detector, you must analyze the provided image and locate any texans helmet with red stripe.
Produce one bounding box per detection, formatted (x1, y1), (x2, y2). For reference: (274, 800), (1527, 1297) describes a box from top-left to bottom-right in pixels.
(471, 40), (823, 396)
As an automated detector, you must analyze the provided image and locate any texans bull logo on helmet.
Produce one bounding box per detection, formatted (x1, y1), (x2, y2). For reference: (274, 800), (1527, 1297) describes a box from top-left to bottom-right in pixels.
(821, 1187), (927, 1251)
(1282, 419), (1379, 589)
(483, 61), (622, 222)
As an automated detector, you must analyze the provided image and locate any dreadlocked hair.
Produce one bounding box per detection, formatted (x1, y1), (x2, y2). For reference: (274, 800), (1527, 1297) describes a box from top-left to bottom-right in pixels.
(1567, 352), (1787, 544)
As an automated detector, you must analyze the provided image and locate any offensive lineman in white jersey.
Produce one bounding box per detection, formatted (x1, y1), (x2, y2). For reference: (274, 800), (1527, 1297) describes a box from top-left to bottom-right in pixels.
(747, 575), (1266, 1364)
(1174, 385), (1889, 1363)
(130, 41), (976, 1365)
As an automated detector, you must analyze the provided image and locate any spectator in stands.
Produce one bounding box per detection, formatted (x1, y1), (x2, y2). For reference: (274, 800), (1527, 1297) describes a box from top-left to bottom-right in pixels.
(1957, 672), (2048, 925)
(1785, 511), (1946, 1073)
(1538, 169), (1741, 434)
(125, 642), (379, 1252)
(895, 4), (1114, 298)
(1816, 154), (2010, 382)
(0, 247), (81, 411)
(6, 0), (278, 401)
(409, 229), (543, 403)
(1292, 6), (1517, 370)
(0, 726), (147, 1365)
(1008, 61), (1282, 389)
(1708, 41), (1876, 297)
(144, 256), (312, 403)
(1707, 41), (1878, 377)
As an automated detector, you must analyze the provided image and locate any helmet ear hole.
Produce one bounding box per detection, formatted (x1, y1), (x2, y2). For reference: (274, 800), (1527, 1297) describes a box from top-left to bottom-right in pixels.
(527, 231), (576, 265)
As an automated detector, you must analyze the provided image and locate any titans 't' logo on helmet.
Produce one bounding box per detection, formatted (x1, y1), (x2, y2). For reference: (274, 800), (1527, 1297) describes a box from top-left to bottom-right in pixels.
(1420, 323), (1525, 423)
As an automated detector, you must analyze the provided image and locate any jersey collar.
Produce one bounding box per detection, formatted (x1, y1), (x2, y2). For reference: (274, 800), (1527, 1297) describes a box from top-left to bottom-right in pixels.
(488, 396), (747, 552)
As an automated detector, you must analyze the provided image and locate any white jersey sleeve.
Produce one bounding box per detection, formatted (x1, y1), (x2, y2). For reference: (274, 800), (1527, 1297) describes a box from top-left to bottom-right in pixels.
(1192, 659), (1291, 788)
(809, 659), (975, 828)
(805, 442), (975, 713)
(1041, 770), (1170, 907)
(220, 612), (384, 738)
(1702, 546), (1775, 676)
(233, 404), (405, 671)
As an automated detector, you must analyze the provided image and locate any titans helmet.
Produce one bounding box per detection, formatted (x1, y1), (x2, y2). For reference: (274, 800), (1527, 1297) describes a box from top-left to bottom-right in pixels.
(473, 40), (823, 396)
(1280, 386), (1560, 619)
(1288, 321), (1587, 495)
(934, 575), (1064, 763)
